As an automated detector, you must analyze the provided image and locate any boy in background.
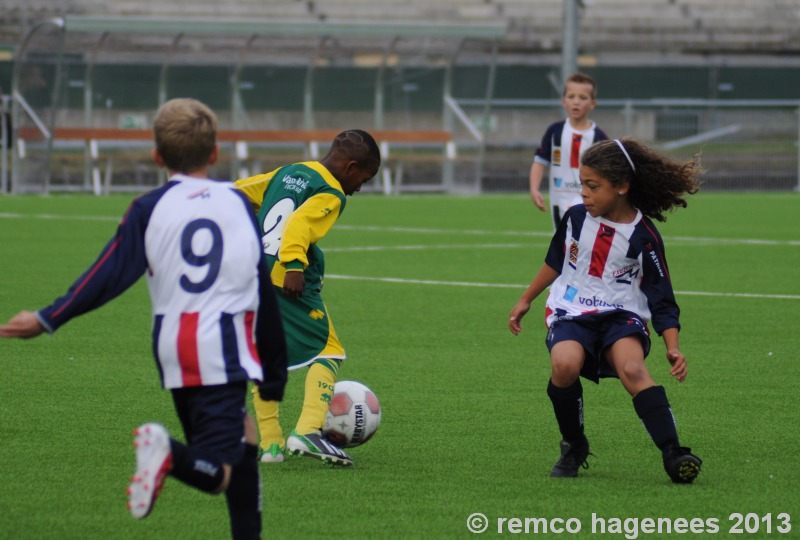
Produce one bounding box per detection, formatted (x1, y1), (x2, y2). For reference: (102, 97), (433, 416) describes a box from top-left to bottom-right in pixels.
(530, 72), (609, 229)
(0, 98), (287, 539)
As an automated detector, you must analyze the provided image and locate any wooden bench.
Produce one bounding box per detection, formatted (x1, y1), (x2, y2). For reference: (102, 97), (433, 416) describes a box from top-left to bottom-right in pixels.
(17, 127), (454, 194)
(18, 127), (452, 144)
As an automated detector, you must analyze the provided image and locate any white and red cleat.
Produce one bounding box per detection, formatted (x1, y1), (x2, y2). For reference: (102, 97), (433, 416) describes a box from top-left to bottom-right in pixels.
(126, 423), (172, 519)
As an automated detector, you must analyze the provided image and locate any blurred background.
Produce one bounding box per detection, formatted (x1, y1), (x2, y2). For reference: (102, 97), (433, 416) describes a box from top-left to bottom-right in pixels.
(1, 0), (799, 195)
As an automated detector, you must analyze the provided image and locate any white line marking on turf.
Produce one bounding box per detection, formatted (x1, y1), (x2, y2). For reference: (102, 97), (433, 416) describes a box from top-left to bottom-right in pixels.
(3, 212), (797, 298)
(0, 212), (118, 222)
(2, 213), (798, 246)
(326, 243), (539, 252)
(337, 225), (800, 246)
(337, 224), (554, 238)
(326, 274), (800, 300)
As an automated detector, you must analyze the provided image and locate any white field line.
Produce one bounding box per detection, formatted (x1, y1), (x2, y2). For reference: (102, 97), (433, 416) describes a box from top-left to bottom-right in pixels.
(1, 214), (798, 246)
(0, 212), (119, 222)
(326, 243), (543, 252)
(326, 274), (800, 301)
(336, 225), (800, 247)
(2, 213), (798, 299)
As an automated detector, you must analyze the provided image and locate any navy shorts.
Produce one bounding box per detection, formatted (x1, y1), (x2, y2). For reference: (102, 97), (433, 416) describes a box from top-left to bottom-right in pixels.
(170, 381), (248, 465)
(546, 311), (651, 383)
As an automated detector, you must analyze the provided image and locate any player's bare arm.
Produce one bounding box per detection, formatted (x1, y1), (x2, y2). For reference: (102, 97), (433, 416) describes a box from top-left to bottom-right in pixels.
(529, 162), (547, 212)
(0, 311), (45, 339)
(661, 327), (687, 382)
(509, 264), (560, 335)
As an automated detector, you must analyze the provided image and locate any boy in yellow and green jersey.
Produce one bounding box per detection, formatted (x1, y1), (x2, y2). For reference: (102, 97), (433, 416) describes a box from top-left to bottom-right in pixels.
(235, 130), (381, 466)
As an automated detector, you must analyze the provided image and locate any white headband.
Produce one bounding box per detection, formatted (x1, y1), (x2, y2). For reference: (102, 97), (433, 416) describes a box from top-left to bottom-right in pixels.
(615, 139), (636, 173)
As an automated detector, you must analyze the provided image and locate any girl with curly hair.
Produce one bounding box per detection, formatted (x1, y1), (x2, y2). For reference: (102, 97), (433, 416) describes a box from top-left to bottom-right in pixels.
(508, 137), (703, 483)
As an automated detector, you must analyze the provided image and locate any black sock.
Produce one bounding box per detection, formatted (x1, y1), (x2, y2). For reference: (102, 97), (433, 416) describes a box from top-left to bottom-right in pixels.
(169, 439), (226, 493)
(547, 379), (585, 443)
(225, 444), (262, 540)
(633, 385), (679, 452)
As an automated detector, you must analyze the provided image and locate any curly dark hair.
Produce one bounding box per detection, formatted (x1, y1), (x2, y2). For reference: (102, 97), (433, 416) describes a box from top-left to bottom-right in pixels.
(581, 137), (703, 222)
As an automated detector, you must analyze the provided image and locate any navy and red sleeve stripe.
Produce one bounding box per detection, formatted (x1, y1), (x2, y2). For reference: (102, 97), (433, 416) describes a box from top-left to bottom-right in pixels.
(37, 187), (167, 332)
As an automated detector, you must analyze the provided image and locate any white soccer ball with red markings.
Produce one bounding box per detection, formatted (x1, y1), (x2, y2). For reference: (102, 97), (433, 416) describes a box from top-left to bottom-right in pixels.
(323, 380), (381, 448)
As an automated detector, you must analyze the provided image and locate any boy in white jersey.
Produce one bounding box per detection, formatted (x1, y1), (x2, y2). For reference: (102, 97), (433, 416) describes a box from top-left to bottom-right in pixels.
(530, 72), (609, 229)
(509, 138), (703, 483)
(0, 98), (287, 539)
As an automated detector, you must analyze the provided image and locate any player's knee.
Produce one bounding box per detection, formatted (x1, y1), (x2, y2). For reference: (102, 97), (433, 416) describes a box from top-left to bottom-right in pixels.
(618, 360), (653, 388)
(550, 355), (582, 382)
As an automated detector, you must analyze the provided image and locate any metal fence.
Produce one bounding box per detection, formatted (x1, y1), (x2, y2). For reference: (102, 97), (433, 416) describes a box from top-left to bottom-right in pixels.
(463, 99), (800, 193)
(4, 94), (800, 195)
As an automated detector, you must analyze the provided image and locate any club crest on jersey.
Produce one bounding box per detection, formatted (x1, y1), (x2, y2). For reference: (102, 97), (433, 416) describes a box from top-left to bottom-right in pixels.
(568, 239), (579, 269)
(553, 148), (561, 166)
(308, 309), (325, 320)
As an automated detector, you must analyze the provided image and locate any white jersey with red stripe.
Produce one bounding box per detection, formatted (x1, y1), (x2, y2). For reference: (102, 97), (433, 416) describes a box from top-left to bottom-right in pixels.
(543, 204), (681, 334)
(534, 119), (609, 212)
(144, 176), (263, 388)
(37, 175), (287, 390)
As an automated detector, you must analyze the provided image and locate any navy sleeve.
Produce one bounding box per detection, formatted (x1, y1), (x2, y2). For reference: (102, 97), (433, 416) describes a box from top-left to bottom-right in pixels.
(534, 122), (561, 163)
(37, 193), (157, 332)
(635, 219), (681, 334)
(595, 127), (610, 142)
(544, 205), (573, 272)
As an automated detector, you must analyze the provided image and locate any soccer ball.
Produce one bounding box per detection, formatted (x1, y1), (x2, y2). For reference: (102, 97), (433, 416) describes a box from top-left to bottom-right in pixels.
(323, 380), (381, 448)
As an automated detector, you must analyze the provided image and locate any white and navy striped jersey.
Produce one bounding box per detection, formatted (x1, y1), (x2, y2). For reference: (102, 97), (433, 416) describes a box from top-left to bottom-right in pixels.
(543, 205), (680, 334)
(36, 175), (287, 391)
(534, 119), (609, 211)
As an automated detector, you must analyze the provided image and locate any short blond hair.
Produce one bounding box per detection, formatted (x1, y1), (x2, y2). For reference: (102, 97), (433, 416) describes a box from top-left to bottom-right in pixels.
(153, 98), (217, 174)
(563, 72), (597, 100)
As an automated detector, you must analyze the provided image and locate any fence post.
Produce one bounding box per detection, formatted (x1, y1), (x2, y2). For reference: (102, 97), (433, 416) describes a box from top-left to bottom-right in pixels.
(0, 93), (8, 194)
(796, 107), (800, 192)
(623, 100), (633, 136)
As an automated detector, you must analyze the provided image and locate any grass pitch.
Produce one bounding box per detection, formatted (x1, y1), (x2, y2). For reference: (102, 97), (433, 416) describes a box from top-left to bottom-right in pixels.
(1, 192), (799, 539)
